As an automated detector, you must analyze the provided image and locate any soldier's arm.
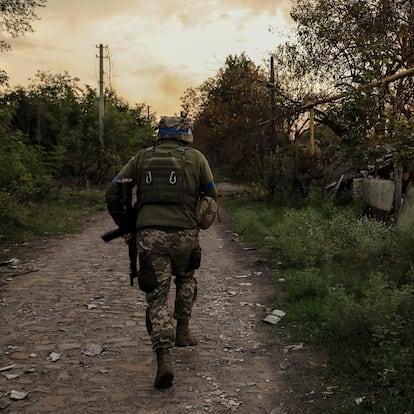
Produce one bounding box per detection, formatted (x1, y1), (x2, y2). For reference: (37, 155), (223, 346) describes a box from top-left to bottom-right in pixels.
(199, 155), (218, 200)
(105, 156), (139, 232)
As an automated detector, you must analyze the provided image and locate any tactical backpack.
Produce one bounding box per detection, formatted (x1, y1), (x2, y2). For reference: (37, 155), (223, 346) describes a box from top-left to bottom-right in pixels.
(138, 144), (198, 209)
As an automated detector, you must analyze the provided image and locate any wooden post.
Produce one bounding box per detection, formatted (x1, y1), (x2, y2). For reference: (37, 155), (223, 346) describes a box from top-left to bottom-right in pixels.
(309, 107), (315, 155)
(98, 44), (105, 147)
(269, 56), (276, 148)
(394, 166), (403, 220)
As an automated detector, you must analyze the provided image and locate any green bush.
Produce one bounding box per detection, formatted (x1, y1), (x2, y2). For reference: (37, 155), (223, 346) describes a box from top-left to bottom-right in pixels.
(224, 196), (414, 413)
(0, 186), (105, 243)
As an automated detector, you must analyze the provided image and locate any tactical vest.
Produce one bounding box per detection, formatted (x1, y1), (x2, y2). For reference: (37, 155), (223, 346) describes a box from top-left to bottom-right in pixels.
(138, 144), (198, 209)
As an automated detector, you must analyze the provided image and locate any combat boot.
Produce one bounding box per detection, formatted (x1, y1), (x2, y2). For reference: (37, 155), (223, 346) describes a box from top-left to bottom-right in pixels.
(154, 348), (174, 389)
(175, 319), (198, 347)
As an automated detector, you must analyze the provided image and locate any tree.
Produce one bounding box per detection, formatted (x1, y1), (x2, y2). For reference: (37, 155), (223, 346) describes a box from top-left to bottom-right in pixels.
(0, 84), (52, 233)
(1, 71), (156, 185)
(291, 0), (413, 84)
(0, 0), (47, 51)
(182, 54), (271, 178)
(276, 0), (414, 165)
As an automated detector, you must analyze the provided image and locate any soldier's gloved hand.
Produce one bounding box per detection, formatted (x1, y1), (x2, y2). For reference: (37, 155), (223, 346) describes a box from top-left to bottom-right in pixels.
(123, 233), (133, 243)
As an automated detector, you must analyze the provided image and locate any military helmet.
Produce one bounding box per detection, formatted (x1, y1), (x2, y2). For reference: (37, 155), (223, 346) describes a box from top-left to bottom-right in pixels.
(156, 113), (193, 144)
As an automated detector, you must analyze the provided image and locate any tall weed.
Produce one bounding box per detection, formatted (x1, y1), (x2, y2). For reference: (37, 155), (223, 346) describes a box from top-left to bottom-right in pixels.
(0, 187), (105, 243)
(224, 196), (414, 412)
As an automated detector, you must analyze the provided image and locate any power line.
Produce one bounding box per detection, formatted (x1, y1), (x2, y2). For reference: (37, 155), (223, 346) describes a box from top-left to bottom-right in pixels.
(106, 46), (114, 90)
(95, 45), (113, 91)
(96, 44), (108, 147)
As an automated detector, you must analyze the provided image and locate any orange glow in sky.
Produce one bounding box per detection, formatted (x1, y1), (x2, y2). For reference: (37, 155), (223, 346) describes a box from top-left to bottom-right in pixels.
(1, 0), (293, 116)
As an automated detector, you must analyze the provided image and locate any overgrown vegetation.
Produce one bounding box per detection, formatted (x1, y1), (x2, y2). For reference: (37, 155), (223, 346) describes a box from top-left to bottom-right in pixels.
(0, 71), (155, 242)
(224, 196), (414, 413)
(0, 187), (105, 248)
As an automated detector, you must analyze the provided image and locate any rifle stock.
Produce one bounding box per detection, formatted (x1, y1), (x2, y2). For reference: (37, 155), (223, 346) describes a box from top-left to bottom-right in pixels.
(101, 228), (124, 243)
(101, 227), (138, 286)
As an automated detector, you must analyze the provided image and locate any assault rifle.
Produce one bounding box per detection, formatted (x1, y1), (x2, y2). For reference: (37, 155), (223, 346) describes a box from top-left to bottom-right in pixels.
(101, 226), (138, 286)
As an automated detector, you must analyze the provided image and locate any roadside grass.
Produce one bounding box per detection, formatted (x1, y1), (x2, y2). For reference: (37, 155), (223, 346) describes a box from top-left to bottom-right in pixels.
(223, 196), (414, 413)
(0, 186), (106, 245)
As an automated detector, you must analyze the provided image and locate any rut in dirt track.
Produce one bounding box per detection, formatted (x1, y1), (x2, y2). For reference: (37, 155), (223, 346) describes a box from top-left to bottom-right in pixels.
(0, 212), (320, 414)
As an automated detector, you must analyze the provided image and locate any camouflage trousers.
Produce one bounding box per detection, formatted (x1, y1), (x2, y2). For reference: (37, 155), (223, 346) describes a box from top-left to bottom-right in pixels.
(136, 228), (200, 350)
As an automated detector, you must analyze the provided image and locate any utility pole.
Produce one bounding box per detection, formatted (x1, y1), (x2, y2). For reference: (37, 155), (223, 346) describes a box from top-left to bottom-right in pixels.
(269, 55), (276, 147)
(97, 43), (105, 147)
(410, 0), (414, 66)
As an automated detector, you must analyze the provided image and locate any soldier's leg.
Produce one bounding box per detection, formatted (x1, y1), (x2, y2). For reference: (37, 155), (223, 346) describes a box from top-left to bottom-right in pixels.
(174, 271), (198, 320)
(174, 272), (198, 346)
(144, 254), (175, 349)
(137, 230), (175, 348)
(171, 229), (201, 347)
(137, 229), (175, 388)
(143, 255), (175, 388)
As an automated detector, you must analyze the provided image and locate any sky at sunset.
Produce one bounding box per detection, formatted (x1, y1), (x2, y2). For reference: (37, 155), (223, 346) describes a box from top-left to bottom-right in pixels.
(1, 0), (294, 116)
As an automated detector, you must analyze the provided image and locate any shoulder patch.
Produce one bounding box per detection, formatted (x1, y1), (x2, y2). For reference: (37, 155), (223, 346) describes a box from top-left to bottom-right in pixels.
(113, 177), (134, 184)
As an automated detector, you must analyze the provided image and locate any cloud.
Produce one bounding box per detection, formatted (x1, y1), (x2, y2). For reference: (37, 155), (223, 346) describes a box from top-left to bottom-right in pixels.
(2, 0), (294, 114)
(39, 0), (292, 27)
(117, 59), (200, 116)
(39, 0), (141, 22)
(225, 0), (292, 18)
(5, 35), (62, 52)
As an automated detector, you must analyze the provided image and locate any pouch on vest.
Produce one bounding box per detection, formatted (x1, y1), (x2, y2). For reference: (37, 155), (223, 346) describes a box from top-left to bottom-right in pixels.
(195, 195), (217, 229)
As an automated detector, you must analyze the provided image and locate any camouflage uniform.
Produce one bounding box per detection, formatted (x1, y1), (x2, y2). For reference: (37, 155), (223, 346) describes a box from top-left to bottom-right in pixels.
(137, 228), (200, 349)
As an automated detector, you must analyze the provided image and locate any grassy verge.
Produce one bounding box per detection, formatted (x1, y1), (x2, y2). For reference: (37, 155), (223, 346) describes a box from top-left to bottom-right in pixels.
(0, 186), (106, 246)
(223, 196), (414, 413)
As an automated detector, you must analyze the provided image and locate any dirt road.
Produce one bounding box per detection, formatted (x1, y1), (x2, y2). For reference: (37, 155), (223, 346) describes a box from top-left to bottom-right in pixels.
(0, 212), (323, 414)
